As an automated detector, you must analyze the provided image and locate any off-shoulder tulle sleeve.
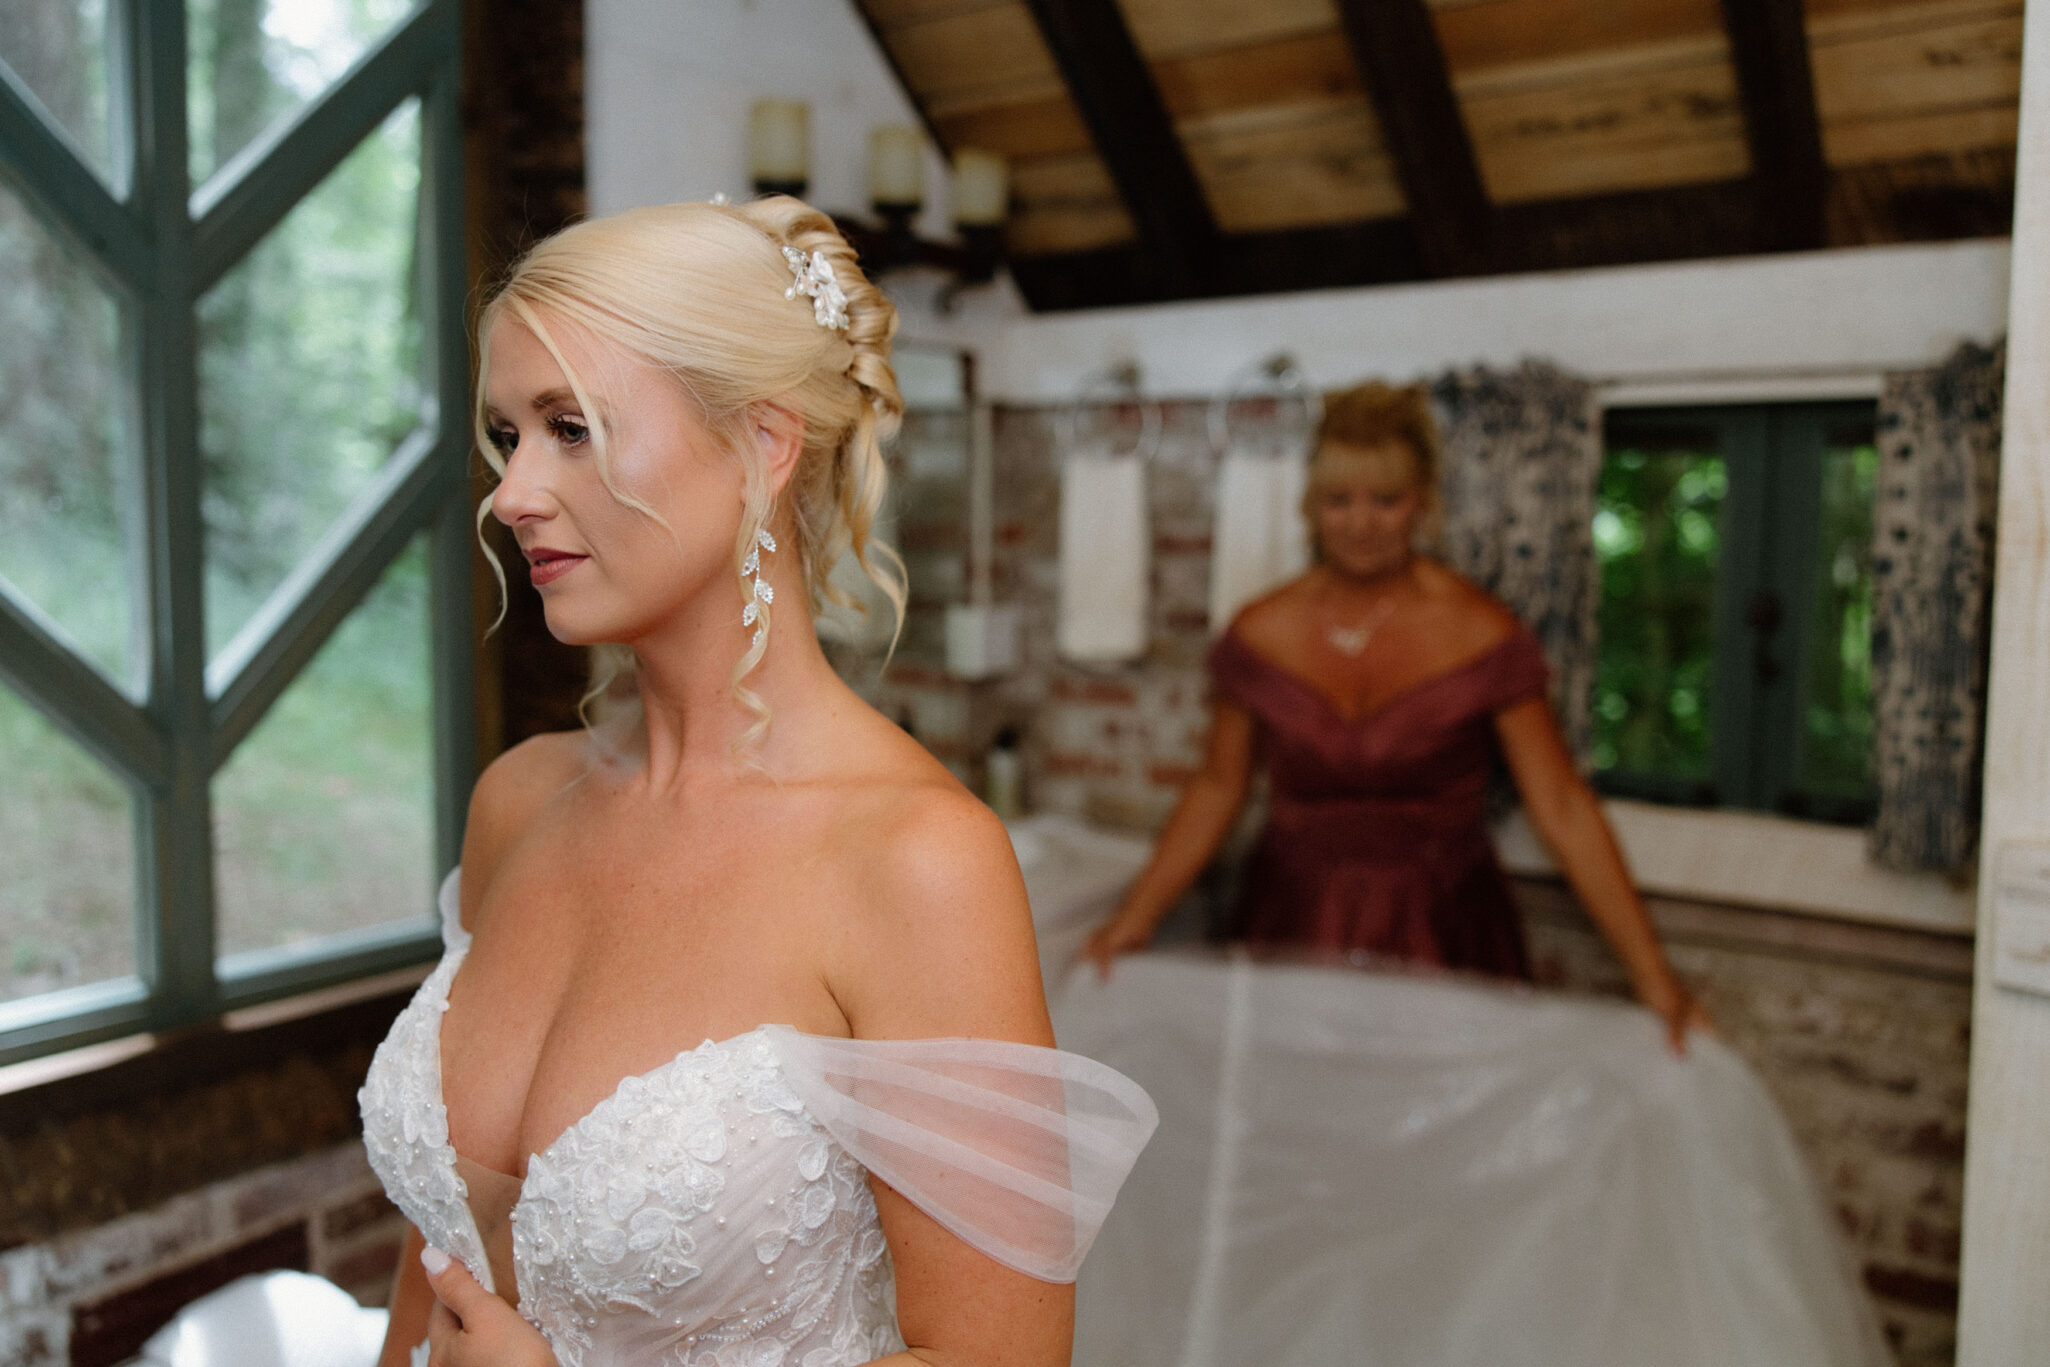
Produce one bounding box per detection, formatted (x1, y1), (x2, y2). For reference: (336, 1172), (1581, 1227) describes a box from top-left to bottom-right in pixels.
(762, 1026), (1159, 1283)
(435, 867), (468, 951)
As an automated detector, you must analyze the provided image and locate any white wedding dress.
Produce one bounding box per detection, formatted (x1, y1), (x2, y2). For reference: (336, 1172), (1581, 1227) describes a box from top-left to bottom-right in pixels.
(359, 872), (1158, 1367)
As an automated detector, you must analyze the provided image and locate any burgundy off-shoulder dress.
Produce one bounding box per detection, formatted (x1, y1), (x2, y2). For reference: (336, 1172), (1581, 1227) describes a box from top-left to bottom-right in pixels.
(1207, 624), (1550, 981)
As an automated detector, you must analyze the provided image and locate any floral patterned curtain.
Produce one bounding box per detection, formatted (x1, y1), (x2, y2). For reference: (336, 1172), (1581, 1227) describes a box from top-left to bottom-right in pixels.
(1431, 362), (1604, 762)
(1868, 340), (2005, 873)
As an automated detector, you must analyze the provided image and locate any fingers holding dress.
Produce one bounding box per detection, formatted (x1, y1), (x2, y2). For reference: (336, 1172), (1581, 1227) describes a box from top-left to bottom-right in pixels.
(420, 1246), (557, 1367)
(1638, 976), (1715, 1056)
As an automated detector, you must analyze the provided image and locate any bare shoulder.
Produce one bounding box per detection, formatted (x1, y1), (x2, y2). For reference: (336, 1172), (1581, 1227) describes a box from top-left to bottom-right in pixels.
(799, 687), (1026, 917)
(1231, 574), (1316, 655)
(470, 730), (587, 834)
(458, 730), (589, 923)
(826, 774), (1050, 1046)
(1414, 560), (1524, 653)
(863, 781), (1024, 916)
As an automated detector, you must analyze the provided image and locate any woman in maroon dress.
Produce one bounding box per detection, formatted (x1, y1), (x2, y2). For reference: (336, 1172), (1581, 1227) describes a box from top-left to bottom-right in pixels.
(1084, 382), (1707, 1048)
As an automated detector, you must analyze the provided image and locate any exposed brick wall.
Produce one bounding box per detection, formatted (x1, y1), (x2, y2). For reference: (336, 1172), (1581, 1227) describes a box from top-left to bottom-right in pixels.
(840, 406), (1000, 778)
(0, 1047), (372, 1252)
(1522, 880), (1970, 1367)
(0, 1142), (407, 1366)
(988, 402), (1225, 828)
(857, 400), (1224, 822)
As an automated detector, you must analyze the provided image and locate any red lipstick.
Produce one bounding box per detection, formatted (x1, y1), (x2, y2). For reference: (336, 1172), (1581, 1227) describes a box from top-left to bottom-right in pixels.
(523, 547), (587, 586)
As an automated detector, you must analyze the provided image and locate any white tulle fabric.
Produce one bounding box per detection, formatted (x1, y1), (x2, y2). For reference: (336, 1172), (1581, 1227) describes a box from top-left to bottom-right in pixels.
(1058, 952), (1891, 1367)
(359, 872), (1156, 1367)
(771, 1031), (1160, 1282)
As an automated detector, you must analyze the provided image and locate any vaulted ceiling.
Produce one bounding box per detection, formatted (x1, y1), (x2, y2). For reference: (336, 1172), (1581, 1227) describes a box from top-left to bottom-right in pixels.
(852, 0), (2022, 309)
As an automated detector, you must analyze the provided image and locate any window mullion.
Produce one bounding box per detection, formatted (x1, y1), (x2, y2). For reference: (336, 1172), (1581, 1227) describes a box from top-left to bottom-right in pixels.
(1756, 409), (1827, 814)
(127, 0), (216, 1028)
(0, 61), (152, 292)
(1711, 411), (1771, 807)
(187, 0), (455, 296)
(0, 586), (167, 781)
(206, 427), (447, 753)
(421, 54), (477, 877)
(0, 0), (473, 1062)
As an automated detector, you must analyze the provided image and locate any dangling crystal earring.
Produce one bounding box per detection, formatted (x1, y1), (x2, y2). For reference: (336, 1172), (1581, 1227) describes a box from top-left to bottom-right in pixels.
(741, 526), (777, 649)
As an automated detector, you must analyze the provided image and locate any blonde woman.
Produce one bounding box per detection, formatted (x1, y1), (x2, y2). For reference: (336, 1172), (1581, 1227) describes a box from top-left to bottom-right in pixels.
(360, 199), (1154, 1367)
(1084, 382), (1706, 1050)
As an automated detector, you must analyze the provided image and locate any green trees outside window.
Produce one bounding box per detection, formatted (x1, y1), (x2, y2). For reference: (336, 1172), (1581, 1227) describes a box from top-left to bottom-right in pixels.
(0, 0), (471, 1063)
(1593, 403), (1878, 824)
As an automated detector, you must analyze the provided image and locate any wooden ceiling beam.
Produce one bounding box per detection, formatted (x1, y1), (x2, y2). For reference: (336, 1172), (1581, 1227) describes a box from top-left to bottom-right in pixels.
(1018, 0), (1221, 295)
(1333, 0), (1494, 277)
(1010, 218), (1427, 310)
(1495, 179), (1762, 274)
(847, 2), (958, 158)
(1007, 155), (2013, 312)
(1719, 0), (1829, 251)
(1010, 180), (1773, 311)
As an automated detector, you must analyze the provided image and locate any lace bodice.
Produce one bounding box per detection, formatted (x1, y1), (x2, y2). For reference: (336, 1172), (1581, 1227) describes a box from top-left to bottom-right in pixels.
(360, 873), (1155, 1367)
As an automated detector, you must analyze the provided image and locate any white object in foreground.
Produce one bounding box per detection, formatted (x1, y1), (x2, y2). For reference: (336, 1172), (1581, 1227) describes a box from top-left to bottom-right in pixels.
(1056, 952), (1890, 1367)
(139, 1270), (388, 1367)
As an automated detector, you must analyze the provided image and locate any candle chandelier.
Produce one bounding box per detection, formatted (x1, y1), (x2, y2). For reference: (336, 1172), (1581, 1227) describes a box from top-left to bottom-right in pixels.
(747, 100), (1006, 301)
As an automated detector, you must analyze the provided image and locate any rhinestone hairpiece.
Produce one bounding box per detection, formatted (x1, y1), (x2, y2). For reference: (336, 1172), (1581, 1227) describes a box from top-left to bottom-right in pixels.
(782, 246), (850, 332)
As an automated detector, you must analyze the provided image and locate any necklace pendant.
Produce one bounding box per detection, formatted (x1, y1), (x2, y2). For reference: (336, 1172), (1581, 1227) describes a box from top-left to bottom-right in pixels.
(1326, 625), (1373, 657)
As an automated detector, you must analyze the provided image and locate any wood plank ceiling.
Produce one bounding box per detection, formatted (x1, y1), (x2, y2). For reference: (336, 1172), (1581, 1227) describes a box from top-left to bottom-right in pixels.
(853, 0), (2021, 309)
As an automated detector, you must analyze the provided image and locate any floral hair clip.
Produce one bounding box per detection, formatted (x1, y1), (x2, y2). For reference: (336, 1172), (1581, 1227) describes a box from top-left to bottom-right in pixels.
(782, 245), (851, 332)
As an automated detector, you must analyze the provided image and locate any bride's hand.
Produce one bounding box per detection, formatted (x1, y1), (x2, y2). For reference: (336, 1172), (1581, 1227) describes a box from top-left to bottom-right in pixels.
(421, 1246), (557, 1367)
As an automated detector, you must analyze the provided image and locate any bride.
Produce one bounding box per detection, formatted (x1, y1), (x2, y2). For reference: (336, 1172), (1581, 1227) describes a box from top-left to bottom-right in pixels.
(360, 198), (1155, 1366)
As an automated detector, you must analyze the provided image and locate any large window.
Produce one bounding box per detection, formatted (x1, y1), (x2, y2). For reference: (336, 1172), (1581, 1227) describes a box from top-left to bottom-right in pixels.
(1593, 403), (1877, 824)
(0, 0), (470, 1064)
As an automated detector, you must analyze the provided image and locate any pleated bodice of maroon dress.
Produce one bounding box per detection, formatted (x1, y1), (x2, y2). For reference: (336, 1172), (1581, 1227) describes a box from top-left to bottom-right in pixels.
(1207, 624), (1550, 981)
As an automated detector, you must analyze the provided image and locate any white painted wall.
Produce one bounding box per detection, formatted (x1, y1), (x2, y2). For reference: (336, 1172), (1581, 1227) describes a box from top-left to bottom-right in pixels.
(585, 0), (951, 240)
(1957, 1), (2050, 1358)
(584, 0), (1018, 348)
(972, 238), (2011, 403)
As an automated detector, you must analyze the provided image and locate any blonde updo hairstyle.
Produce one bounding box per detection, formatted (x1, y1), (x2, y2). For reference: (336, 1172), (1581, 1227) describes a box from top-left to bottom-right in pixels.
(472, 196), (906, 751)
(1303, 380), (1445, 556)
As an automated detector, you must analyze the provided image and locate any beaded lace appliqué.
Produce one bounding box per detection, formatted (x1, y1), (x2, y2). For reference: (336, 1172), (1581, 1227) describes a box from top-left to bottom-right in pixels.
(361, 990), (901, 1367)
(513, 1032), (898, 1367)
(358, 935), (496, 1293)
(361, 870), (1155, 1365)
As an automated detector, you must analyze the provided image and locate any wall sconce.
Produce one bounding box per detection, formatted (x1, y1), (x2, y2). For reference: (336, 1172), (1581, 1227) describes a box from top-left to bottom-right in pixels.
(850, 131), (1007, 302)
(950, 148), (1007, 286)
(748, 99), (810, 199)
(742, 112), (1004, 302)
(868, 125), (926, 233)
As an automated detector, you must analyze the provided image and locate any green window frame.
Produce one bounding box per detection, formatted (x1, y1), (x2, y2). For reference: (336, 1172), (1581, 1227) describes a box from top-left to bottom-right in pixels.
(1594, 401), (1878, 825)
(0, 0), (472, 1065)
